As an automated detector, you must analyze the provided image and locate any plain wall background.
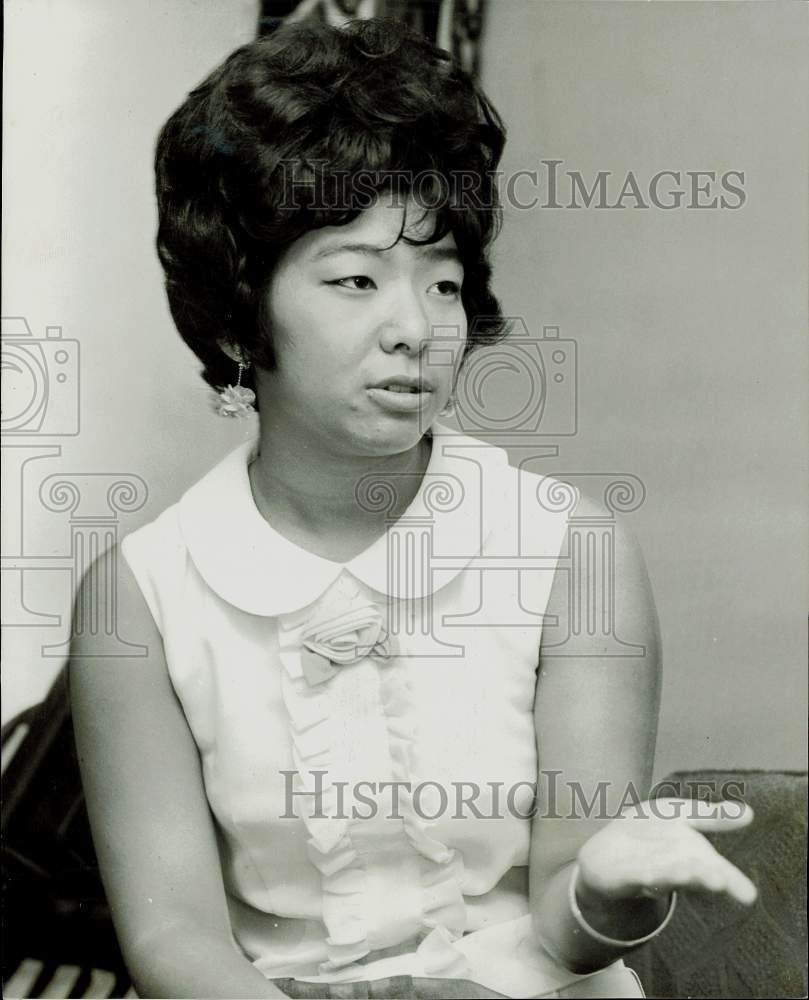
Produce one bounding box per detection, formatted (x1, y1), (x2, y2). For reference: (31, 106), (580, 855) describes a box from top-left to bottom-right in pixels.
(482, 0), (808, 779)
(2, 0), (807, 783)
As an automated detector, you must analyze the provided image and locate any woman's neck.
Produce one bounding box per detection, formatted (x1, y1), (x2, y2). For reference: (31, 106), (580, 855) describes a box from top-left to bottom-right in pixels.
(247, 421), (432, 560)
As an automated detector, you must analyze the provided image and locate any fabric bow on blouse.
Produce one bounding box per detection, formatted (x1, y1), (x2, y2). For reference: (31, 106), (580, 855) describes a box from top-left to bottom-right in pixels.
(299, 598), (397, 686)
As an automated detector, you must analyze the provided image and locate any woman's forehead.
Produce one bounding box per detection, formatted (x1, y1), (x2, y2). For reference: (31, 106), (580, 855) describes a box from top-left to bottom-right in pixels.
(304, 199), (456, 258)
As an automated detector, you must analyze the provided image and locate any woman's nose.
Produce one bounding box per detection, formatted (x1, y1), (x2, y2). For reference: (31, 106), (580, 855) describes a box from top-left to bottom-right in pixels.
(378, 288), (430, 355)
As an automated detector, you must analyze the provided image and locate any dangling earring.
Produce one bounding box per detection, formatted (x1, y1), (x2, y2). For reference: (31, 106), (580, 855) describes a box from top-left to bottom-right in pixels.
(213, 355), (256, 418)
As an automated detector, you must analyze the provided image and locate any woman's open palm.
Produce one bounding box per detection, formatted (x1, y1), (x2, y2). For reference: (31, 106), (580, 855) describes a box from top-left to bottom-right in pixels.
(577, 797), (758, 907)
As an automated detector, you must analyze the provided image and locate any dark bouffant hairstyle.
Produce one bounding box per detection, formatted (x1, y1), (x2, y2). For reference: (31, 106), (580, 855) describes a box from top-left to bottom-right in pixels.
(155, 17), (509, 401)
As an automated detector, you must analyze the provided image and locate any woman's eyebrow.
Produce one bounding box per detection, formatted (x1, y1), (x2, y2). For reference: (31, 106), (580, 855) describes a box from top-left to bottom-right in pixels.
(309, 241), (461, 263)
(309, 241), (388, 261)
(418, 245), (463, 264)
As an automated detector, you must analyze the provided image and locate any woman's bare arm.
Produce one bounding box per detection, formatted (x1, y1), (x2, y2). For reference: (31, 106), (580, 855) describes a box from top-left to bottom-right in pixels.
(529, 497), (754, 973)
(529, 498), (667, 969)
(69, 544), (286, 998)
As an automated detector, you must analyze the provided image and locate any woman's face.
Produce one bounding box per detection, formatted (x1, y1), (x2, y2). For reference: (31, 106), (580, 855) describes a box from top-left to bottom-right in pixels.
(255, 195), (468, 456)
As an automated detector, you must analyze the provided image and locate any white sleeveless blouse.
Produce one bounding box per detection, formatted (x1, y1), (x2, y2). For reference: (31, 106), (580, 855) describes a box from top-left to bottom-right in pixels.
(120, 422), (642, 998)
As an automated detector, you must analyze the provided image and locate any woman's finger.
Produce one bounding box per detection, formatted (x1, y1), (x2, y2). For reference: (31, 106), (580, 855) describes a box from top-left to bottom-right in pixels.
(695, 855), (757, 905)
(704, 844), (758, 905)
(650, 796), (754, 831)
(685, 799), (754, 833)
(642, 839), (758, 906)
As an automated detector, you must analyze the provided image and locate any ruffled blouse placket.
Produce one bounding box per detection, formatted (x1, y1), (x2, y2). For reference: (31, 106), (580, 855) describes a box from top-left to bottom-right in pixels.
(274, 570), (470, 977)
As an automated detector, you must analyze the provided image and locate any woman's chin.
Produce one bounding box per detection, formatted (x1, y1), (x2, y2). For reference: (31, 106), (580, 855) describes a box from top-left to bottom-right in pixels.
(347, 418), (433, 458)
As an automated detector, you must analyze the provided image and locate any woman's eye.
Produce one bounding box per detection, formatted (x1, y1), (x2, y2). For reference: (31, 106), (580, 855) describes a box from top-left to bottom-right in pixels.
(326, 277), (461, 297)
(329, 276), (376, 291)
(432, 280), (462, 297)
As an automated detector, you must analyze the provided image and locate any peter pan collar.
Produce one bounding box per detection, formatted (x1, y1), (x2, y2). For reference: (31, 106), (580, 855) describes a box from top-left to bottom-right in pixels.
(177, 422), (510, 617)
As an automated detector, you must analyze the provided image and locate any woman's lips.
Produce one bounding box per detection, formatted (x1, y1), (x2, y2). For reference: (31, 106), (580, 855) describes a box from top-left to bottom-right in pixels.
(366, 386), (433, 413)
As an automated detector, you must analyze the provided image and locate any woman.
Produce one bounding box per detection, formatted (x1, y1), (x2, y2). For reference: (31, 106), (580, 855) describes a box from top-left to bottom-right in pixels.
(70, 17), (756, 999)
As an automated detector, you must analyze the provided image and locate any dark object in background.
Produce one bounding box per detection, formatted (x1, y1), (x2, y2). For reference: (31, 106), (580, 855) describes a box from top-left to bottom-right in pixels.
(1, 669), (131, 997)
(2, 669), (806, 998)
(257, 0), (487, 79)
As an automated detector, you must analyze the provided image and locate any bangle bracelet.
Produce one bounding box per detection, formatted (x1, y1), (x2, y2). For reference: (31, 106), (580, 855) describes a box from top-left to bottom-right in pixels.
(568, 863), (678, 948)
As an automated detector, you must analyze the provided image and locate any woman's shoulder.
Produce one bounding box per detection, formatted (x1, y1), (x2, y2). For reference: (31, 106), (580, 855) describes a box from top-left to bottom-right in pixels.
(453, 431), (580, 525)
(120, 500), (185, 568)
(437, 424), (579, 495)
(118, 442), (243, 629)
(122, 438), (254, 561)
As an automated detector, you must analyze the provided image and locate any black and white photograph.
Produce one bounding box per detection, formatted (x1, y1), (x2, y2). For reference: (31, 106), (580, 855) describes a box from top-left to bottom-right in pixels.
(2, 1), (807, 998)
